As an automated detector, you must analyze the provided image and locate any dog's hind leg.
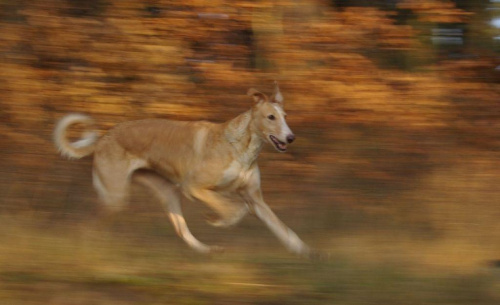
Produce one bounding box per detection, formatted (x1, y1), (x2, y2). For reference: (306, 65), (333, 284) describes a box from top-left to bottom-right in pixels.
(92, 145), (147, 212)
(92, 166), (131, 213)
(133, 171), (220, 254)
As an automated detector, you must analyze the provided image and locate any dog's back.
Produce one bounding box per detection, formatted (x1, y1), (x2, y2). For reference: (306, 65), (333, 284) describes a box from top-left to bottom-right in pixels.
(97, 118), (220, 184)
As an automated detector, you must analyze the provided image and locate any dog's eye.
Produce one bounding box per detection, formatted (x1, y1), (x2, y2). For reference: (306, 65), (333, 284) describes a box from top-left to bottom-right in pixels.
(267, 115), (275, 120)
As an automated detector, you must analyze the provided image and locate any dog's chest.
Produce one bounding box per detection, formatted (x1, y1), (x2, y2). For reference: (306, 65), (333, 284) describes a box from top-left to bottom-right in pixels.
(218, 160), (253, 188)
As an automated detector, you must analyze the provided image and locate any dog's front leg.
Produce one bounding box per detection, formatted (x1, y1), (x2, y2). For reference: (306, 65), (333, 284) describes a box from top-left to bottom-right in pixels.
(239, 166), (315, 258)
(240, 183), (313, 258)
(189, 188), (249, 228)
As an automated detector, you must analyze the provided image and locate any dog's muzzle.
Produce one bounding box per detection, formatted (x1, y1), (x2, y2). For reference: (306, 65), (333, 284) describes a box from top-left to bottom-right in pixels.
(269, 135), (288, 152)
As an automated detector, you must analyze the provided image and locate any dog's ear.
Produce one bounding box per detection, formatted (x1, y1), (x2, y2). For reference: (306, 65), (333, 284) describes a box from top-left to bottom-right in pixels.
(270, 81), (283, 104)
(247, 88), (267, 103)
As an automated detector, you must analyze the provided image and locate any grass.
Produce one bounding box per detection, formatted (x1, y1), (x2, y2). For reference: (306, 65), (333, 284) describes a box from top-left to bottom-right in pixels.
(0, 213), (499, 305)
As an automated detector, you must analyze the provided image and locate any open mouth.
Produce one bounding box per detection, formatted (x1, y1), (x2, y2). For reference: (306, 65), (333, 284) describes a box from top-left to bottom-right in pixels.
(269, 135), (287, 152)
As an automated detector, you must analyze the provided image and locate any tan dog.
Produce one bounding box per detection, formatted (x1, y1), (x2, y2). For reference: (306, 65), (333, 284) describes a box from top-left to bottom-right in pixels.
(54, 83), (315, 258)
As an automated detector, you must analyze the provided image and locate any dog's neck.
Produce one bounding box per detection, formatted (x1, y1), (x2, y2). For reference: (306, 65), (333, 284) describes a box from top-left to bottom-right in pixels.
(224, 109), (263, 165)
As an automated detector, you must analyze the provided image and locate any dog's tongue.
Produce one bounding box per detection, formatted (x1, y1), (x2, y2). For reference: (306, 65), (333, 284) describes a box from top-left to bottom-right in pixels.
(270, 135), (287, 151)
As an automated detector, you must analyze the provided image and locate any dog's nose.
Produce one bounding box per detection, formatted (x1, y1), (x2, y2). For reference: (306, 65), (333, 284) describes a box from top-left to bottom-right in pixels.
(286, 134), (295, 144)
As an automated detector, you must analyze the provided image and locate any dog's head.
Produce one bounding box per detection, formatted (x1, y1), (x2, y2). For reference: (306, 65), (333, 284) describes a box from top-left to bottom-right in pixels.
(248, 82), (295, 152)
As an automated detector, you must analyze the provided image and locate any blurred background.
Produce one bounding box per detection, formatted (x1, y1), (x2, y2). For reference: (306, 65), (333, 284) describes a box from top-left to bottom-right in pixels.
(1, 0), (499, 304)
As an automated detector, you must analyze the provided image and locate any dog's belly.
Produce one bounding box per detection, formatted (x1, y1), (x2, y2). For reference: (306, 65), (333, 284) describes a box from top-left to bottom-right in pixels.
(149, 161), (182, 185)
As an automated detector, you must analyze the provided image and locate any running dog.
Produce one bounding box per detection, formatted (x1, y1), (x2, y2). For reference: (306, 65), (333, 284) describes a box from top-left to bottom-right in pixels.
(54, 82), (315, 258)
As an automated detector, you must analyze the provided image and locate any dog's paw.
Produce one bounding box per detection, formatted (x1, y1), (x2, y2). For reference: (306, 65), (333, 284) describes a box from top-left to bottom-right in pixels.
(208, 245), (225, 254)
(307, 249), (330, 262)
(204, 213), (223, 227)
(205, 214), (236, 228)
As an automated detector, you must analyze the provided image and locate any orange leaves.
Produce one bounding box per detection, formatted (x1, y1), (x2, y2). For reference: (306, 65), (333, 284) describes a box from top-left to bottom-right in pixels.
(0, 0), (497, 133)
(195, 62), (257, 89)
(398, 0), (472, 23)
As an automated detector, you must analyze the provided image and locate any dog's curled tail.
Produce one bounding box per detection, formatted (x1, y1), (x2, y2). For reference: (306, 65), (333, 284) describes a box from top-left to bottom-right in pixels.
(54, 113), (98, 159)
